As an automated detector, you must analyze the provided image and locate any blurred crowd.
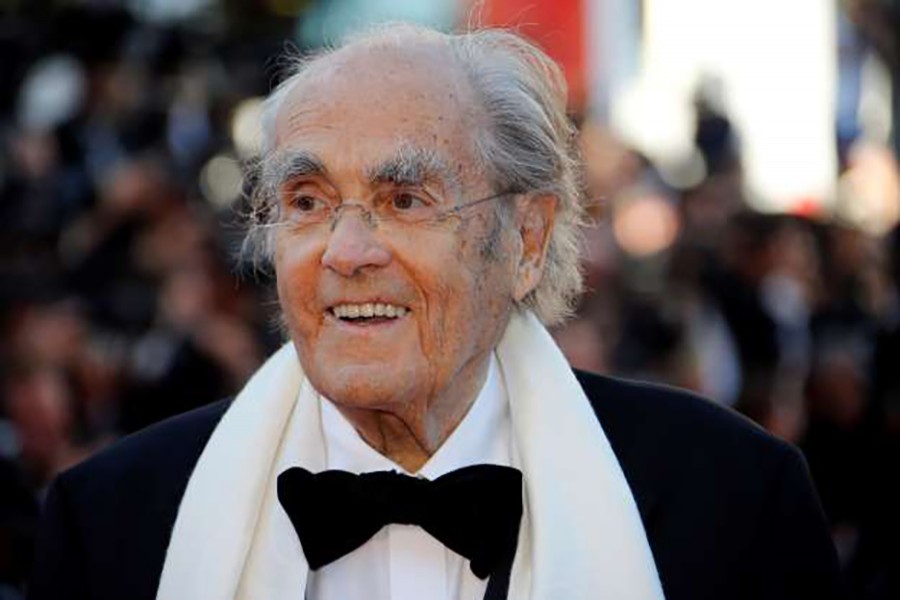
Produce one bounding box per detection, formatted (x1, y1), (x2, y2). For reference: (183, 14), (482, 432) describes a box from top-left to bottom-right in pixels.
(559, 105), (900, 598)
(0, 2), (898, 599)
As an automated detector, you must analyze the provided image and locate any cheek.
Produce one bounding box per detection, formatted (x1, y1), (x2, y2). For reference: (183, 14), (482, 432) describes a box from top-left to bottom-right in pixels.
(416, 229), (511, 361)
(274, 237), (323, 324)
(457, 218), (517, 310)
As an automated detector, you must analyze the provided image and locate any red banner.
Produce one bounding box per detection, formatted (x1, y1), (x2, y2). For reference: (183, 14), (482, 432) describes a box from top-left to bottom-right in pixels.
(477, 0), (587, 112)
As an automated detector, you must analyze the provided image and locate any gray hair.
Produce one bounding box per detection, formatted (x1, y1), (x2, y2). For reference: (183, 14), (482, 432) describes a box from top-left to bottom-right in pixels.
(246, 23), (585, 325)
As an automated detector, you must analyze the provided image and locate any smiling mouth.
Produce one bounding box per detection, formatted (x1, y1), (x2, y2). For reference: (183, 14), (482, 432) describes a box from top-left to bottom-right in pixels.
(328, 302), (409, 324)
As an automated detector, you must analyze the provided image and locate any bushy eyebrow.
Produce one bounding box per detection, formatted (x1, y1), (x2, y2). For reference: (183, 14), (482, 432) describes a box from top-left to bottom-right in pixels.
(269, 150), (326, 186)
(267, 145), (460, 195)
(367, 145), (459, 192)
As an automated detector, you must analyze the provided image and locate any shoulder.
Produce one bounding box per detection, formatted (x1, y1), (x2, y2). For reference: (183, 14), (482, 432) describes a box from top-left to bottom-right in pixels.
(573, 369), (805, 516)
(30, 400), (233, 599)
(55, 398), (231, 511)
(575, 368), (795, 463)
(574, 371), (840, 598)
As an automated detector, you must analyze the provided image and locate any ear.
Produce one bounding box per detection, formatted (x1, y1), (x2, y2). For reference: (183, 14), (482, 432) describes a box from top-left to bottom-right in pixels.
(512, 194), (557, 302)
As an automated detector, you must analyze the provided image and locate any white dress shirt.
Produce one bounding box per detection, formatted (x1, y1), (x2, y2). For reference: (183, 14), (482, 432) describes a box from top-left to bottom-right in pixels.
(307, 355), (512, 600)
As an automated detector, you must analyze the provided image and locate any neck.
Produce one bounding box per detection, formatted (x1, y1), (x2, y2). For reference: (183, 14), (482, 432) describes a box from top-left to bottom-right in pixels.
(336, 355), (492, 472)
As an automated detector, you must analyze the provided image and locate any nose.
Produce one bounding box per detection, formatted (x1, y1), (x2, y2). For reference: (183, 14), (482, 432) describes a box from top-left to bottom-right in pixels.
(321, 207), (391, 276)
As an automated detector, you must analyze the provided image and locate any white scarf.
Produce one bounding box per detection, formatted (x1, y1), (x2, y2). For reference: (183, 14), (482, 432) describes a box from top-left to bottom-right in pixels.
(156, 311), (665, 600)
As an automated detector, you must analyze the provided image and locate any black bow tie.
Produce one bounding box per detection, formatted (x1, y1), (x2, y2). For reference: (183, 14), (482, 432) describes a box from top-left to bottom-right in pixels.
(277, 464), (523, 579)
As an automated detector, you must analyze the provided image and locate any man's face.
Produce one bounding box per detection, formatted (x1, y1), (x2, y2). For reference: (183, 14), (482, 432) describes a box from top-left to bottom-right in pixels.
(271, 46), (522, 420)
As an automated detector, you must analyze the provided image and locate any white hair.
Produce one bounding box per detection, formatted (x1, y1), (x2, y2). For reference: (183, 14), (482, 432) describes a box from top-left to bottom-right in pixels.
(246, 23), (585, 325)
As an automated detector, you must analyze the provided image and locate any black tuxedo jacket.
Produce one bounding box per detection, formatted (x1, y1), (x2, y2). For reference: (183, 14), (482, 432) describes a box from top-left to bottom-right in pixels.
(28, 371), (840, 600)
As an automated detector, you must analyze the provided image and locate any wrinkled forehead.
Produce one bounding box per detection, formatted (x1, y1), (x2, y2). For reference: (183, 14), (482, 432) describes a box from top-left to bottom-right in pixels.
(277, 39), (478, 119)
(270, 42), (486, 188)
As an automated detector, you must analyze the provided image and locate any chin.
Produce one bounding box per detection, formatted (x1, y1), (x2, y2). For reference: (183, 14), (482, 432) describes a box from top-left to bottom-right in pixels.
(305, 360), (422, 411)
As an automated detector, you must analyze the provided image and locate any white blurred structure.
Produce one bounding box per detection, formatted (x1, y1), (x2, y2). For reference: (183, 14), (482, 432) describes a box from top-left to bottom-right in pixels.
(231, 98), (265, 159)
(603, 0), (838, 213)
(126, 0), (215, 23)
(17, 55), (87, 132)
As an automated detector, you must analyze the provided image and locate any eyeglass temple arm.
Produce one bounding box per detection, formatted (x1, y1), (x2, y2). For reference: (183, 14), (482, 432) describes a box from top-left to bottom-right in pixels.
(443, 191), (517, 216)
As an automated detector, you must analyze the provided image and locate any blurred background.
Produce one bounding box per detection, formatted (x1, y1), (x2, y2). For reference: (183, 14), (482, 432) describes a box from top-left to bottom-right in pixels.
(0, 0), (897, 598)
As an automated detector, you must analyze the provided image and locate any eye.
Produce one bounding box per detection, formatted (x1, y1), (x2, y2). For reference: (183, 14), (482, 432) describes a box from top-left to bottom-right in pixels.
(391, 191), (427, 211)
(293, 194), (324, 212)
(282, 187), (332, 226)
(284, 184), (330, 211)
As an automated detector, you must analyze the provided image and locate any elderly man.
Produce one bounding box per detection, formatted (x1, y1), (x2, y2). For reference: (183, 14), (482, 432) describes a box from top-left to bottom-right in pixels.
(29, 24), (838, 600)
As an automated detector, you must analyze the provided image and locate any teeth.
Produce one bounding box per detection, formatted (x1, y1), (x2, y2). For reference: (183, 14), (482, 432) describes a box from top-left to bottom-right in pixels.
(331, 303), (408, 319)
